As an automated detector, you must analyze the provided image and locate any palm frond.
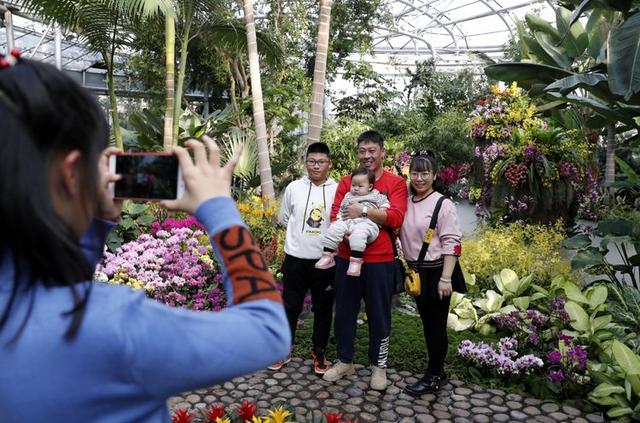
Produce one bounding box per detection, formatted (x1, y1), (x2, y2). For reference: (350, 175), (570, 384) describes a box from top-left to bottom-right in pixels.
(220, 127), (257, 179)
(203, 22), (284, 67)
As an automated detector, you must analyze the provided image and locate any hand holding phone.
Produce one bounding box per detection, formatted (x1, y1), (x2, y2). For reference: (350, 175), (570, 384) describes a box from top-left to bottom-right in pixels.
(109, 152), (185, 201)
(161, 136), (242, 215)
(98, 147), (123, 221)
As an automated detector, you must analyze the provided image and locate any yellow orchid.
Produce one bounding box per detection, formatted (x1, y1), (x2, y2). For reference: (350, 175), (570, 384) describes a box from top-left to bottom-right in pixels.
(250, 417), (265, 423)
(266, 405), (293, 423)
(214, 418), (231, 423)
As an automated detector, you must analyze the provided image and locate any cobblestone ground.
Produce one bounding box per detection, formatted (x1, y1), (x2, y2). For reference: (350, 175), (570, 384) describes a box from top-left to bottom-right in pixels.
(169, 357), (607, 423)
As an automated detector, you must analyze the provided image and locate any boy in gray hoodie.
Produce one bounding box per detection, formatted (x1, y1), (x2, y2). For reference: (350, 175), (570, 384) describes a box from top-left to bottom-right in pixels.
(268, 142), (338, 374)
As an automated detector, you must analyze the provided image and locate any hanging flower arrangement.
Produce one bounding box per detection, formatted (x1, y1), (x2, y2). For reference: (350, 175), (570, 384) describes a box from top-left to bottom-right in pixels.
(467, 83), (596, 224)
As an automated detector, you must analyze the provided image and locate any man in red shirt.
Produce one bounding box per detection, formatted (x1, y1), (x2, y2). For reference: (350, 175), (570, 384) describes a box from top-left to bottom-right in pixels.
(322, 130), (407, 390)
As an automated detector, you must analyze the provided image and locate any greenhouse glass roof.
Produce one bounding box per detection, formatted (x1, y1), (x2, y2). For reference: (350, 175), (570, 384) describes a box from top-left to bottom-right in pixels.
(368, 0), (556, 71)
(1, 0), (557, 80)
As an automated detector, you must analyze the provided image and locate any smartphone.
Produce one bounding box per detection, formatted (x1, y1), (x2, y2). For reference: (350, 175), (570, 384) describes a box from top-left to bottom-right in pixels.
(109, 152), (185, 201)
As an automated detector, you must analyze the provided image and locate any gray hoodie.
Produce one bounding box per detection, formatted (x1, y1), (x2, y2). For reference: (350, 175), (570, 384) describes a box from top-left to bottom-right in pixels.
(278, 175), (338, 259)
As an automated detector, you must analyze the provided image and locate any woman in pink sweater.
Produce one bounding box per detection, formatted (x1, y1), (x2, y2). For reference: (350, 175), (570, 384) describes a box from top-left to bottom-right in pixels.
(399, 151), (466, 396)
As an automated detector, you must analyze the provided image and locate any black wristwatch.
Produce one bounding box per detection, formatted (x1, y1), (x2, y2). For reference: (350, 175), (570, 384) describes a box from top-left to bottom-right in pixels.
(360, 206), (368, 218)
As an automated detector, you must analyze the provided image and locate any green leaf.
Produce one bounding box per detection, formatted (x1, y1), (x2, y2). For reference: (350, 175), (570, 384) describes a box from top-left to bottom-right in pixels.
(564, 283), (590, 304)
(565, 301), (590, 331)
(127, 203), (149, 216)
(494, 269), (520, 294)
(526, 13), (561, 41)
(136, 215), (155, 226)
(607, 406), (633, 418)
(545, 73), (615, 102)
(566, 0), (597, 31)
(484, 63), (574, 86)
(563, 234), (592, 249)
(591, 382), (626, 397)
(597, 219), (634, 237)
(546, 92), (639, 127)
(512, 296), (531, 311)
(534, 32), (573, 68)
(608, 13), (640, 101)
(592, 314), (613, 331)
(587, 285), (609, 308)
(556, 7), (589, 58)
(612, 340), (640, 376)
(616, 157), (640, 184)
(571, 248), (606, 271)
(119, 217), (135, 230)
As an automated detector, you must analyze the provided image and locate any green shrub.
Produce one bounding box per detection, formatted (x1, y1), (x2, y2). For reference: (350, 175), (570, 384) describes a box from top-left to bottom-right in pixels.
(460, 221), (571, 289)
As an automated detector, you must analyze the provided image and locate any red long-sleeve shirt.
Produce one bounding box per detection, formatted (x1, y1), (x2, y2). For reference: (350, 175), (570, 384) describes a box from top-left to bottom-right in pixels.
(330, 170), (408, 263)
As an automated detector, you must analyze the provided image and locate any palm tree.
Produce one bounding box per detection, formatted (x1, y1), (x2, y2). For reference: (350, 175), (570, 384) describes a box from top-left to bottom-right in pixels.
(19, 0), (174, 149)
(306, 0), (333, 147)
(163, 15), (175, 151)
(241, 0), (275, 201)
(169, 0), (225, 144)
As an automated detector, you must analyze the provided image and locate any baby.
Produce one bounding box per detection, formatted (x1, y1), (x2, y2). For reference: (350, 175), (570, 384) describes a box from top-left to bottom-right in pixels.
(315, 167), (389, 277)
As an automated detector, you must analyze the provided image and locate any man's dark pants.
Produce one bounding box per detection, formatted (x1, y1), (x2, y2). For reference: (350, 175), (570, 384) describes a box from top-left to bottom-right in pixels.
(282, 254), (334, 354)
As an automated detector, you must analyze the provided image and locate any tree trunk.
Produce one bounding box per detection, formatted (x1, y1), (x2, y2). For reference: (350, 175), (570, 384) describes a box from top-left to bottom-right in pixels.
(605, 122), (616, 185)
(105, 57), (123, 149)
(306, 0), (333, 147)
(163, 16), (176, 151)
(104, 18), (122, 149)
(172, 9), (193, 143)
(242, 0), (275, 202)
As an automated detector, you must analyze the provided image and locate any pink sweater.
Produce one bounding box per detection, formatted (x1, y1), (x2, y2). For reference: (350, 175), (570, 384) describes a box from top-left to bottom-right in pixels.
(399, 192), (462, 262)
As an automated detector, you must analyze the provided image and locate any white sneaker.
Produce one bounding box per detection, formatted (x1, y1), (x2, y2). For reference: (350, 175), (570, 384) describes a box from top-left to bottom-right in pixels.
(370, 366), (387, 390)
(322, 361), (355, 382)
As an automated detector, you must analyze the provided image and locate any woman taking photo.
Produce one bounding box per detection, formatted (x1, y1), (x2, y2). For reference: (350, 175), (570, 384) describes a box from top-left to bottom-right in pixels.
(399, 151), (465, 396)
(0, 56), (290, 421)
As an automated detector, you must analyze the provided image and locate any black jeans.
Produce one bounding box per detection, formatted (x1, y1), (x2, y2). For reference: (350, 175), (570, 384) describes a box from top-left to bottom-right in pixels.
(282, 254), (334, 354)
(414, 267), (452, 377)
(333, 257), (394, 368)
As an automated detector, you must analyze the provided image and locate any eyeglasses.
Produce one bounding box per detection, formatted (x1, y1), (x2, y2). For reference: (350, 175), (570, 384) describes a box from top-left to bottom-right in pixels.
(409, 171), (433, 180)
(305, 159), (329, 167)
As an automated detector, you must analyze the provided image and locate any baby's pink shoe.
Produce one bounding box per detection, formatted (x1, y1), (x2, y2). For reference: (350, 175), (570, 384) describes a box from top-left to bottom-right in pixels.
(315, 252), (336, 269)
(346, 257), (364, 277)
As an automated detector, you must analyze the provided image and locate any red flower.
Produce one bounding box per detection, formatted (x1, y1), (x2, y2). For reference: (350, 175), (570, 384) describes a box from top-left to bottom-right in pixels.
(454, 244), (462, 256)
(324, 412), (344, 423)
(172, 408), (196, 423)
(202, 404), (226, 422)
(236, 399), (257, 421)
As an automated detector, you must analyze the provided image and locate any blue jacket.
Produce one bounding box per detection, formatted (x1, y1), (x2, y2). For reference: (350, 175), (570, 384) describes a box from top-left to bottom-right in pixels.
(0, 197), (290, 422)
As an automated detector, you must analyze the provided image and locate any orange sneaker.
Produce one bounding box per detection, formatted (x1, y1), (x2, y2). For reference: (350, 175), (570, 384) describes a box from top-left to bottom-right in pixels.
(311, 351), (330, 375)
(267, 354), (291, 371)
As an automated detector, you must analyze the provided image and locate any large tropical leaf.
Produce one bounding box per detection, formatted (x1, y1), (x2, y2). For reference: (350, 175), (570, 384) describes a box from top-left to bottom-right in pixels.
(534, 31), (572, 68)
(546, 92), (639, 126)
(525, 13), (561, 41)
(556, 6), (589, 58)
(608, 12), (640, 101)
(545, 73), (617, 103)
(484, 63), (574, 87)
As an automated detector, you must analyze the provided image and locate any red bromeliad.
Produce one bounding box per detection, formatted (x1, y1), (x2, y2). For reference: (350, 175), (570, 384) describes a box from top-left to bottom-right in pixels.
(171, 407), (196, 423)
(236, 399), (257, 421)
(323, 412), (344, 423)
(202, 404), (226, 422)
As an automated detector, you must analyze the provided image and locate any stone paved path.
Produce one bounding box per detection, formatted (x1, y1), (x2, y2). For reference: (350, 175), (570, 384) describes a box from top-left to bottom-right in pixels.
(169, 357), (608, 423)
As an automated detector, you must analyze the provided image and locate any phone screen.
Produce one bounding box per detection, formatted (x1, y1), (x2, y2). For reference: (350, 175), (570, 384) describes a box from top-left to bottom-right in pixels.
(113, 154), (180, 200)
